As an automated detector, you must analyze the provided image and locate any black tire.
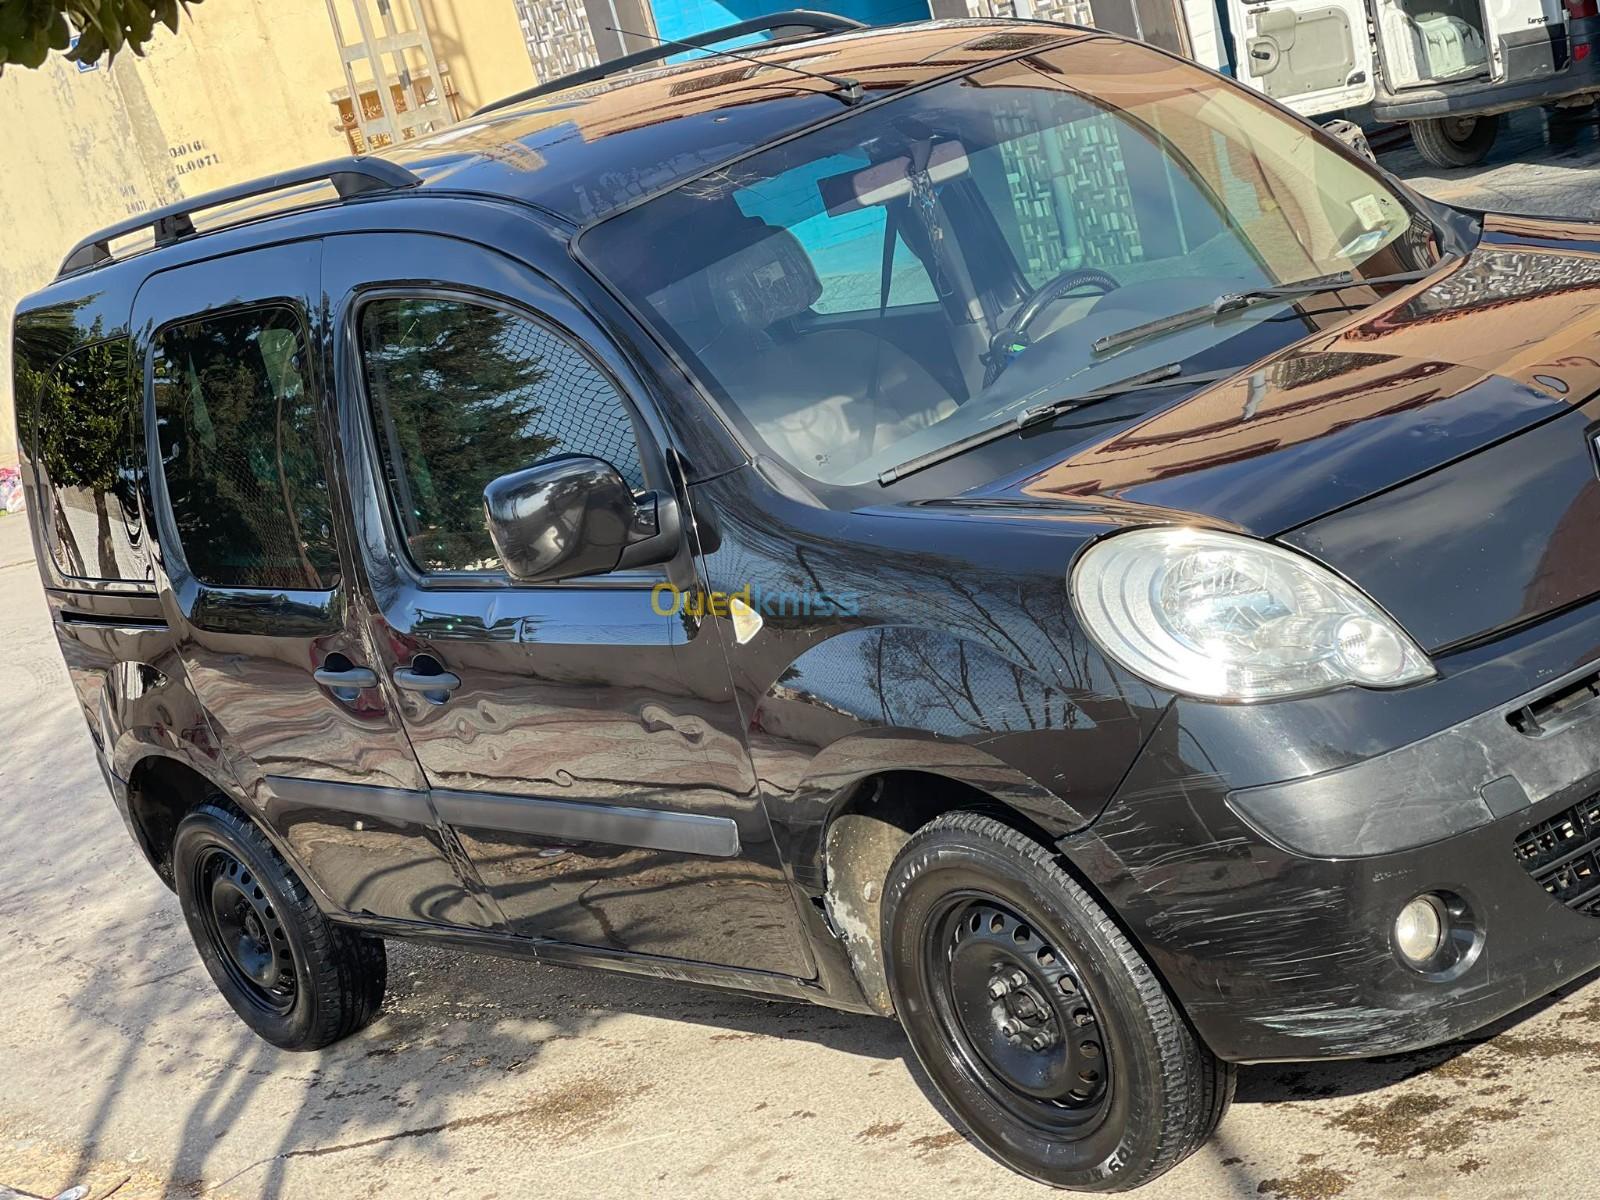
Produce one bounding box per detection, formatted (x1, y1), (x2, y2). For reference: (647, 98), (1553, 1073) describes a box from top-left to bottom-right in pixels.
(173, 801), (386, 1050)
(1410, 115), (1500, 168)
(881, 812), (1232, 1191)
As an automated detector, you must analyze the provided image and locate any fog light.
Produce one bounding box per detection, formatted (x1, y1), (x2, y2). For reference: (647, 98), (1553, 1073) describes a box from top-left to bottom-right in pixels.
(1394, 894), (1448, 967)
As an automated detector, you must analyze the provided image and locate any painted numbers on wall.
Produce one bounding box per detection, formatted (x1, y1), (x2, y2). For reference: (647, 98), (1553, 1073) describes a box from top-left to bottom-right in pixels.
(169, 139), (222, 176)
(118, 181), (150, 216)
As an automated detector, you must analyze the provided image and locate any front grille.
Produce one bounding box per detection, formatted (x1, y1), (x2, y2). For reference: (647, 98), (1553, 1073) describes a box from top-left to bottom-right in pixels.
(1514, 793), (1600, 913)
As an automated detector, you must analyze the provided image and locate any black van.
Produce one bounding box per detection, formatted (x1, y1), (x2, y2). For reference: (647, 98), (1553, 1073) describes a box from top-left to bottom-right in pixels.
(17, 14), (1600, 1191)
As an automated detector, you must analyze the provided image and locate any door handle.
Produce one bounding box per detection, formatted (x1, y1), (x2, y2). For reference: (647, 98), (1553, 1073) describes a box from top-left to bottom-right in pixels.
(313, 665), (378, 689)
(394, 667), (461, 691)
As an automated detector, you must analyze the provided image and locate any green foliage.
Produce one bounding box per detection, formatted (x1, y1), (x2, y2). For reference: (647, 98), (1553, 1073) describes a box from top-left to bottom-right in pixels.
(13, 305), (139, 577)
(360, 298), (560, 572)
(154, 310), (340, 590)
(0, 0), (201, 75)
(34, 338), (129, 494)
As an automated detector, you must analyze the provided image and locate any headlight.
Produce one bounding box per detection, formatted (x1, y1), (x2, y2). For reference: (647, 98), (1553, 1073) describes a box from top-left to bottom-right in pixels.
(1070, 526), (1434, 701)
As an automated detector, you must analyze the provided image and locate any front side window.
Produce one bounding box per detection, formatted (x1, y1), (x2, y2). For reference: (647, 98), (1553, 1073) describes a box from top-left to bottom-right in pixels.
(30, 339), (147, 582)
(582, 36), (1425, 491)
(358, 296), (645, 574)
(152, 307), (337, 589)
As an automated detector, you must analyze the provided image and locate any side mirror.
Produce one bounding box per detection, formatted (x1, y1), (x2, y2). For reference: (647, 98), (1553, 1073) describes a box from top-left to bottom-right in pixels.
(483, 455), (680, 583)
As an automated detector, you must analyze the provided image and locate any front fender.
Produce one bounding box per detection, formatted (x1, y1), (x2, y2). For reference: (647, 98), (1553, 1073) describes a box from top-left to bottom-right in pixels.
(747, 625), (1153, 887)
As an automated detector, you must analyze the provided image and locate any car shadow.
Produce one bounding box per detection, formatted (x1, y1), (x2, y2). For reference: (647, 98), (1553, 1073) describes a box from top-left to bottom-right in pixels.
(40, 850), (1600, 1200)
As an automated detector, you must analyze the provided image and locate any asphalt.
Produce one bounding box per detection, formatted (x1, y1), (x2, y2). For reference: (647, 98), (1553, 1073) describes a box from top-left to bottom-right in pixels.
(7, 113), (1600, 1199)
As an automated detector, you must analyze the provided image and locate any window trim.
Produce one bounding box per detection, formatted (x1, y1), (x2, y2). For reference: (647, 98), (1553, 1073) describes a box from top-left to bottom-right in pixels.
(344, 284), (670, 592)
(146, 299), (340, 594)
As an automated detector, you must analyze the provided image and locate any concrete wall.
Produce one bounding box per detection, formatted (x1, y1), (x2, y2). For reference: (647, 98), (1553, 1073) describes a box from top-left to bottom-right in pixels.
(0, 0), (538, 467)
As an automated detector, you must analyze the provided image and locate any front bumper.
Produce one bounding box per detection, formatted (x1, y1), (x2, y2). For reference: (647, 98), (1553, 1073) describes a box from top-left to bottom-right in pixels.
(1069, 596), (1600, 1064)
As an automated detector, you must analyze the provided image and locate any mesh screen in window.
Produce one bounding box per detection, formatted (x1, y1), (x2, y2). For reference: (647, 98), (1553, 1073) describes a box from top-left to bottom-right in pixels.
(358, 297), (645, 574)
(152, 307), (338, 590)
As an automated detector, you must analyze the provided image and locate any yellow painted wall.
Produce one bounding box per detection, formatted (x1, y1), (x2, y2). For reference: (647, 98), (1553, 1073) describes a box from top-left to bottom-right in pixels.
(0, 55), (175, 471)
(0, 0), (538, 466)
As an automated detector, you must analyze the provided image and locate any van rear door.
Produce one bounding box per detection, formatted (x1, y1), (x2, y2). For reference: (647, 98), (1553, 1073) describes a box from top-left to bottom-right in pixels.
(1228, 0), (1378, 114)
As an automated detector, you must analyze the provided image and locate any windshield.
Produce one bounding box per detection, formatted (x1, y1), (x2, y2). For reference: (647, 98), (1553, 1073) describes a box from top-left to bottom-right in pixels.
(581, 36), (1433, 490)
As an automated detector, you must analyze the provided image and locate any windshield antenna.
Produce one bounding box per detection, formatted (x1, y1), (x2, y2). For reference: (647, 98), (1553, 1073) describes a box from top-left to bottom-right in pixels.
(604, 25), (864, 105)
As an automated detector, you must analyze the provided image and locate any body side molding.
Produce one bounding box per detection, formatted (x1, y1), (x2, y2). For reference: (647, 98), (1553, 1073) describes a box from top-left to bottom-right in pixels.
(265, 775), (742, 858)
(431, 788), (742, 858)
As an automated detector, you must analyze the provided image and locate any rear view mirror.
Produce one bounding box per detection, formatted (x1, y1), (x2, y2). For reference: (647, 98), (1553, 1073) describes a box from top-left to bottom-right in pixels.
(483, 456), (680, 582)
(819, 140), (970, 215)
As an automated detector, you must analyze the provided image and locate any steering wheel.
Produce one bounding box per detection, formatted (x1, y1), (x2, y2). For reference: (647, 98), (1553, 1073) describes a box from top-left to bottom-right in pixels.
(984, 267), (1121, 386)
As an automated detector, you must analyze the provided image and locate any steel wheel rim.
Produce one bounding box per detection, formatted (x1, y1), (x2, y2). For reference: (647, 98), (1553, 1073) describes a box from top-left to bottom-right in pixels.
(194, 846), (296, 1015)
(1443, 117), (1479, 143)
(924, 893), (1111, 1135)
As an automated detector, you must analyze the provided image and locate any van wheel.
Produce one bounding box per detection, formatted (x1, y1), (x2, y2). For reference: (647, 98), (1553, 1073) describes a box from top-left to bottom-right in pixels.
(173, 802), (387, 1050)
(1410, 115), (1500, 167)
(881, 812), (1232, 1191)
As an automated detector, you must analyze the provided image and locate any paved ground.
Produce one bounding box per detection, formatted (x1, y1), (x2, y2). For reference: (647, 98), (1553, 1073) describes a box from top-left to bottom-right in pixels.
(1383, 106), (1600, 216)
(8, 116), (1600, 1199)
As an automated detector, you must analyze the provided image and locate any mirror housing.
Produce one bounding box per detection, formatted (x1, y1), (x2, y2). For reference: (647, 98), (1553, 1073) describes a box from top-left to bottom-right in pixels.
(483, 455), (679, 583)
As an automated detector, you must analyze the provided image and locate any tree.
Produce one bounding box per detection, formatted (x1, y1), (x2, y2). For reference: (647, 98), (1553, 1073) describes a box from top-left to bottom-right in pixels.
(15, 307), (137, 579)
(0, 1), (202, 75)
(360, 299), (564, 571)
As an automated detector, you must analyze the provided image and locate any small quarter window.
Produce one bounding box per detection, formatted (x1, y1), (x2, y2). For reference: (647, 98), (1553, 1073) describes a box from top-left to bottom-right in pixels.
(28, 338), (147, 582)
(152, 307), (338, 589)
(358, 296), (645, 575)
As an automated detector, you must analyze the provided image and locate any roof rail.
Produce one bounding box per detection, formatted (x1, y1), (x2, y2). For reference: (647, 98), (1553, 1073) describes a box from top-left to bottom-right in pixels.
(475, 10), (867, 116)
(58, 156), (423, 278)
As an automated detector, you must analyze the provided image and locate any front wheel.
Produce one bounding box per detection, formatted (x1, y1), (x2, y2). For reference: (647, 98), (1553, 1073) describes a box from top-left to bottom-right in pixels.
(1410, 114), (1501, 167)
(881, 812), (1232, 1191)
(173, 802), (387, 1050)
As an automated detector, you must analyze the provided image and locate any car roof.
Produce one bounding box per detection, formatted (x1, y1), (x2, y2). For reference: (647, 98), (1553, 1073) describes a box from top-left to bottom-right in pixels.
(24, 19), (1091, 311)
(386, 19), (1086, 226)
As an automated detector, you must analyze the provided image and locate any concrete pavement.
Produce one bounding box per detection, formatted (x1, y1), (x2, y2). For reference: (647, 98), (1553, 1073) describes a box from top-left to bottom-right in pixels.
(1384, 106), (1600, 215)
(9, 124), (1600, 1198)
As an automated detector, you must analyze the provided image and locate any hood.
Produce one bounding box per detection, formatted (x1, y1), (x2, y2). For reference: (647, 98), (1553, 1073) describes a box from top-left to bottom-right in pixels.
(983, 214), (1600, 652)
(989, 214), (1600, 537)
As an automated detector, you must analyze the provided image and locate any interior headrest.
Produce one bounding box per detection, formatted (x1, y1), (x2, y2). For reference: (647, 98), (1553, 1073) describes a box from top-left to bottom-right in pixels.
(708, 226), (822, 331)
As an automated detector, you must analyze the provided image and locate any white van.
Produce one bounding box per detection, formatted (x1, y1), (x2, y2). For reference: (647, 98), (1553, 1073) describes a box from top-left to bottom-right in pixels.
(1177, 0), (1600, 164)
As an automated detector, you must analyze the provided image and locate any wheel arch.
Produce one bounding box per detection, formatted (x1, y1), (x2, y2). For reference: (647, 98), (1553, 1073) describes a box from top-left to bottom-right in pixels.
(124, 750), (260, 887)
(818, 765), (1111, 1017)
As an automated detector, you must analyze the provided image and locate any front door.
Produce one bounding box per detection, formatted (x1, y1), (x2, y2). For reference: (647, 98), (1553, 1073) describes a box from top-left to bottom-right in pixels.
(135, 243), (482, 927)
(1228, 0), (1376, 115)
(325, 232), (812, 977)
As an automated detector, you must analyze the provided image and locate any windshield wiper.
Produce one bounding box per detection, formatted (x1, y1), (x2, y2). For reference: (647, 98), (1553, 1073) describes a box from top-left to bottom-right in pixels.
(876, 362), (1237, 486)
(1091, 268), (1436, 357)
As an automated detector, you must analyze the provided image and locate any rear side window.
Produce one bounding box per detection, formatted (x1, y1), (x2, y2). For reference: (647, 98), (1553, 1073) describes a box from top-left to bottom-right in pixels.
(357, 296), (645, 575)
(152, 307), (338, 589)
(28, 339), (147, 582)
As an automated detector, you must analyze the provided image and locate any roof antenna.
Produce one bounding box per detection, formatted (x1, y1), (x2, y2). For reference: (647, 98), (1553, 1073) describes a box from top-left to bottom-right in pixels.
(604, 25), (864, 105)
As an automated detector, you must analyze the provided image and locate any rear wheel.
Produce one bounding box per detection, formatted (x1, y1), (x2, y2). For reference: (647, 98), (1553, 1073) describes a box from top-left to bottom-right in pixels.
(881, 812), (1232, 1191)
(1410, 114), (1501, 167)
(173, 802), (386, 1050)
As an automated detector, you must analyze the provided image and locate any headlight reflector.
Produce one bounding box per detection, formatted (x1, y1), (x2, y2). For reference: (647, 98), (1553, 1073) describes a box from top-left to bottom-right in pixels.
(1070, 527), (1433, 700)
